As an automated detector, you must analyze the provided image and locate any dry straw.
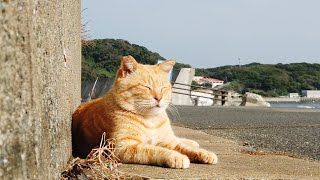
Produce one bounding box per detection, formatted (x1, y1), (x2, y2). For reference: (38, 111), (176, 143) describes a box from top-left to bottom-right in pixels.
(61, 133), (124, 180)
(81, 8), (95, 47)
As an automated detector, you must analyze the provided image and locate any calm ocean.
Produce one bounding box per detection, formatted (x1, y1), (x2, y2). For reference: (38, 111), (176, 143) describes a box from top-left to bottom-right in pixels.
(269, 101), (320, 108)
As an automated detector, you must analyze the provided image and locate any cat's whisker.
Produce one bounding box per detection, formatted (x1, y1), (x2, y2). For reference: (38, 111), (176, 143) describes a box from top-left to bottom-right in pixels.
(138, 103), (153, 106)
(170, 104), (181, 117)
(134, 100), (153, 105)
(166, 104), (182, 121)
(132, 103), (145, 114)
(133, 103), (146, 114)
(135, 100), (156, 108)
(133, 101), (155, 114)
(163, 98), (172, 103)
(141, 106), (148, 113)
(166, 106), (178, 121)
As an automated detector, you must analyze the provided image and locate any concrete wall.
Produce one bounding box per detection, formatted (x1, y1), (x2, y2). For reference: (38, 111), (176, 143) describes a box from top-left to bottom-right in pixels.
(302, 90), (320, 98)
(0, 1), (81, 179)
(171, 68), (195, 105)
(81, 78), (115, 101)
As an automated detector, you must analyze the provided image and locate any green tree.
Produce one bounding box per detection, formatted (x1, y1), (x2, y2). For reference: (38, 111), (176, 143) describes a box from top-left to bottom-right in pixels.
(200, 63), (320, 97)
(82, 39), (168, 80)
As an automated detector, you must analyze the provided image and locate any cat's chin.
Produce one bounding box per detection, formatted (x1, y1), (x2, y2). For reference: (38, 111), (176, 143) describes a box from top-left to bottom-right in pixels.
(142, 106), (166, 116)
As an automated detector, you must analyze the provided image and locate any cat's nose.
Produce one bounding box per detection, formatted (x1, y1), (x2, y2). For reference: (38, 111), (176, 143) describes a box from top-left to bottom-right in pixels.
(154, 95), (162, 103)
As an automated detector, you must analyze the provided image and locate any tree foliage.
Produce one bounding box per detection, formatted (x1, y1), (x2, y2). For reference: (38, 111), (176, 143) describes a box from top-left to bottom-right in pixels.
(195, 63), (320, 97)
(82, 39), (320, 97)
(82, 39), (165, 80)
(82, 38), (191, 80)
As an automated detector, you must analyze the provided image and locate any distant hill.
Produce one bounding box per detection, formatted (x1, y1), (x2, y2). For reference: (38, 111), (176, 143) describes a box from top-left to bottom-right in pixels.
(81, 38), (190, 80)
(196, 63), (320, 97)
(82, 39), (320, 97)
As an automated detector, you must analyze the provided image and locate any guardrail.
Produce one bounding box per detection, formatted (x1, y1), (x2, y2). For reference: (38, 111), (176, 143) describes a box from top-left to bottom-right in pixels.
(81, 78), (229, 106)
(171, 81), (228, 106)
(300, 97), (320, 102)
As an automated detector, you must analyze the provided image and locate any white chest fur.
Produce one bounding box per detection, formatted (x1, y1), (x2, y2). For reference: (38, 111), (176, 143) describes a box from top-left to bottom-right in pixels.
(143, 129), (157, 145)
(143, 116), (159, 128)
(141, 116), (162, 145)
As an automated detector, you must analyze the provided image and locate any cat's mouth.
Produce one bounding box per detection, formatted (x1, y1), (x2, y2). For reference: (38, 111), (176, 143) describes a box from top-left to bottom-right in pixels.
(153, 103), (166, 109)
(147, 105), (160, 110)
(134, 102), (167, 116)
(146, 102), (162, 109)
(147, 104), (165, 112)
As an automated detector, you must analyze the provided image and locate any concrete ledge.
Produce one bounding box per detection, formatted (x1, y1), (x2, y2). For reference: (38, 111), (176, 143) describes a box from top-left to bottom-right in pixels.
(119, 126), (320, 179)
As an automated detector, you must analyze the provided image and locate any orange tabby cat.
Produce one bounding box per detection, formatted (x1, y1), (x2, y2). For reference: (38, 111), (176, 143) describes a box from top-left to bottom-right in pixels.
(72, 55), (218, 168)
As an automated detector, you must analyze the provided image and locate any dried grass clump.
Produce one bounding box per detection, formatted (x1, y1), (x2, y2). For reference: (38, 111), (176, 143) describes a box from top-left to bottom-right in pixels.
(81, 8), (95, 47)
(61, 133), (124, 180)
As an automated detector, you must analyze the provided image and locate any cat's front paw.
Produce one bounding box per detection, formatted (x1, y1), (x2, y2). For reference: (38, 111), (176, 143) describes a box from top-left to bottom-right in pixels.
(188, 140), (200, 148)
(166, 153), (190, 169)
(179, 138), (200, 148)
(197, 150), (218, 164)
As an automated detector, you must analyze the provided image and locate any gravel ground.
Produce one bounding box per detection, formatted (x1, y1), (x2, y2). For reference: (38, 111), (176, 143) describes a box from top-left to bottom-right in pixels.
(170, 105), (320, 161)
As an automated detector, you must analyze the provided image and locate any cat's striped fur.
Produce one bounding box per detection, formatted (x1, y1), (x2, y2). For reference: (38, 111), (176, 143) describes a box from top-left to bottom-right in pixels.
(72, 55), (218, 168)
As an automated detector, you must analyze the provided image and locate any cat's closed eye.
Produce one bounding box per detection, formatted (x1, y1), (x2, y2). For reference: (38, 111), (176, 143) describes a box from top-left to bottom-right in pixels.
(161, 85), (171, 91)
(140, 84), (152, 90)
(161, 86), (168, 92)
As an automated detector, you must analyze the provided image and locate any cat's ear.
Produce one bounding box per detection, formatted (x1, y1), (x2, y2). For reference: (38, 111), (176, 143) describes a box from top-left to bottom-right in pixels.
(119, 55), (138, 78)
(159, 60), (176, 73)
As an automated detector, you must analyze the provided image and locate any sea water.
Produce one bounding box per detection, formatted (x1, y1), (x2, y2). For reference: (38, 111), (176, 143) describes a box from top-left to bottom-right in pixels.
(269, 101), (320, 108)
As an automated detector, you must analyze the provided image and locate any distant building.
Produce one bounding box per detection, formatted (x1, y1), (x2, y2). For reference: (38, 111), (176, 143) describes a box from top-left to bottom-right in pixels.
(193, 76), (203, 82)
(192, 76), (224, 88)
(301, 90), (320, 98)
(288, 93), (300, 98)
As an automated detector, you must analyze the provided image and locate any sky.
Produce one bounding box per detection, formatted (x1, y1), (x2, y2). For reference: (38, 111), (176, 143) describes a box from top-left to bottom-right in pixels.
(82, 0), (320, 68)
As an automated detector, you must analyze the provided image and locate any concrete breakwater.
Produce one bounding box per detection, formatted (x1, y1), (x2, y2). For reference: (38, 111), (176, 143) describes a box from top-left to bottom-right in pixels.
(264, 97), (320, 102)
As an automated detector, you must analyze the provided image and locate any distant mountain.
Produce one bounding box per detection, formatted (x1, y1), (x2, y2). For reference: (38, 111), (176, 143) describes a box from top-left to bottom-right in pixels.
(81, 38), (190, 80)
(82, 39), (320, 97)
(195, 62), (320, 97)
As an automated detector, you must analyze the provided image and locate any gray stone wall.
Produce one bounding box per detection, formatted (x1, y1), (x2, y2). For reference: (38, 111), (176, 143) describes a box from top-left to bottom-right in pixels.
(0, 1), (81, 179)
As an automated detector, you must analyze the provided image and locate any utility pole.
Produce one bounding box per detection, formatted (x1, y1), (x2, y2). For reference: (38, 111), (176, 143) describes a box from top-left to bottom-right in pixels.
(238, 58), (241, 68)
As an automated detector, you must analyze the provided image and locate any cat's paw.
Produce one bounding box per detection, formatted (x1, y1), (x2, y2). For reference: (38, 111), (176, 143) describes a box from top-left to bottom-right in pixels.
(188, 140), (200, 148)
(197, 149), (218, 164)
(166, 153), (190, 169)
(180, 138), (200, 148)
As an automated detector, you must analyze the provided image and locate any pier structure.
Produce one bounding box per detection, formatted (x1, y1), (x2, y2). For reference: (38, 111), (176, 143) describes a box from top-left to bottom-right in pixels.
(300, 97), (320, 102)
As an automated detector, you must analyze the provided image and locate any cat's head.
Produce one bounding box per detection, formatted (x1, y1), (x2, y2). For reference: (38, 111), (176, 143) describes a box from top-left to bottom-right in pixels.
(113, 55), (175, 116)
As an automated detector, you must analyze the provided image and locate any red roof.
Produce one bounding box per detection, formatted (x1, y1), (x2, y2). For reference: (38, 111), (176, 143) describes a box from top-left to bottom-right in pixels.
(193, 77), (224, 83)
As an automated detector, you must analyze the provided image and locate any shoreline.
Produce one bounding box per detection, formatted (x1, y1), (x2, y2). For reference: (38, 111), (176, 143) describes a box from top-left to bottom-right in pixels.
(263, 97), (300, 102)
(232, 97), (320, 103)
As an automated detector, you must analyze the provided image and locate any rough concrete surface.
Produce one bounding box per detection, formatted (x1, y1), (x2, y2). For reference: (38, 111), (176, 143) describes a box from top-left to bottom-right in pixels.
(0, 1), (81, 179)
(173, 106), (320, 161)
(171, 68), (195, 105)
(119, 126), (320, 179)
